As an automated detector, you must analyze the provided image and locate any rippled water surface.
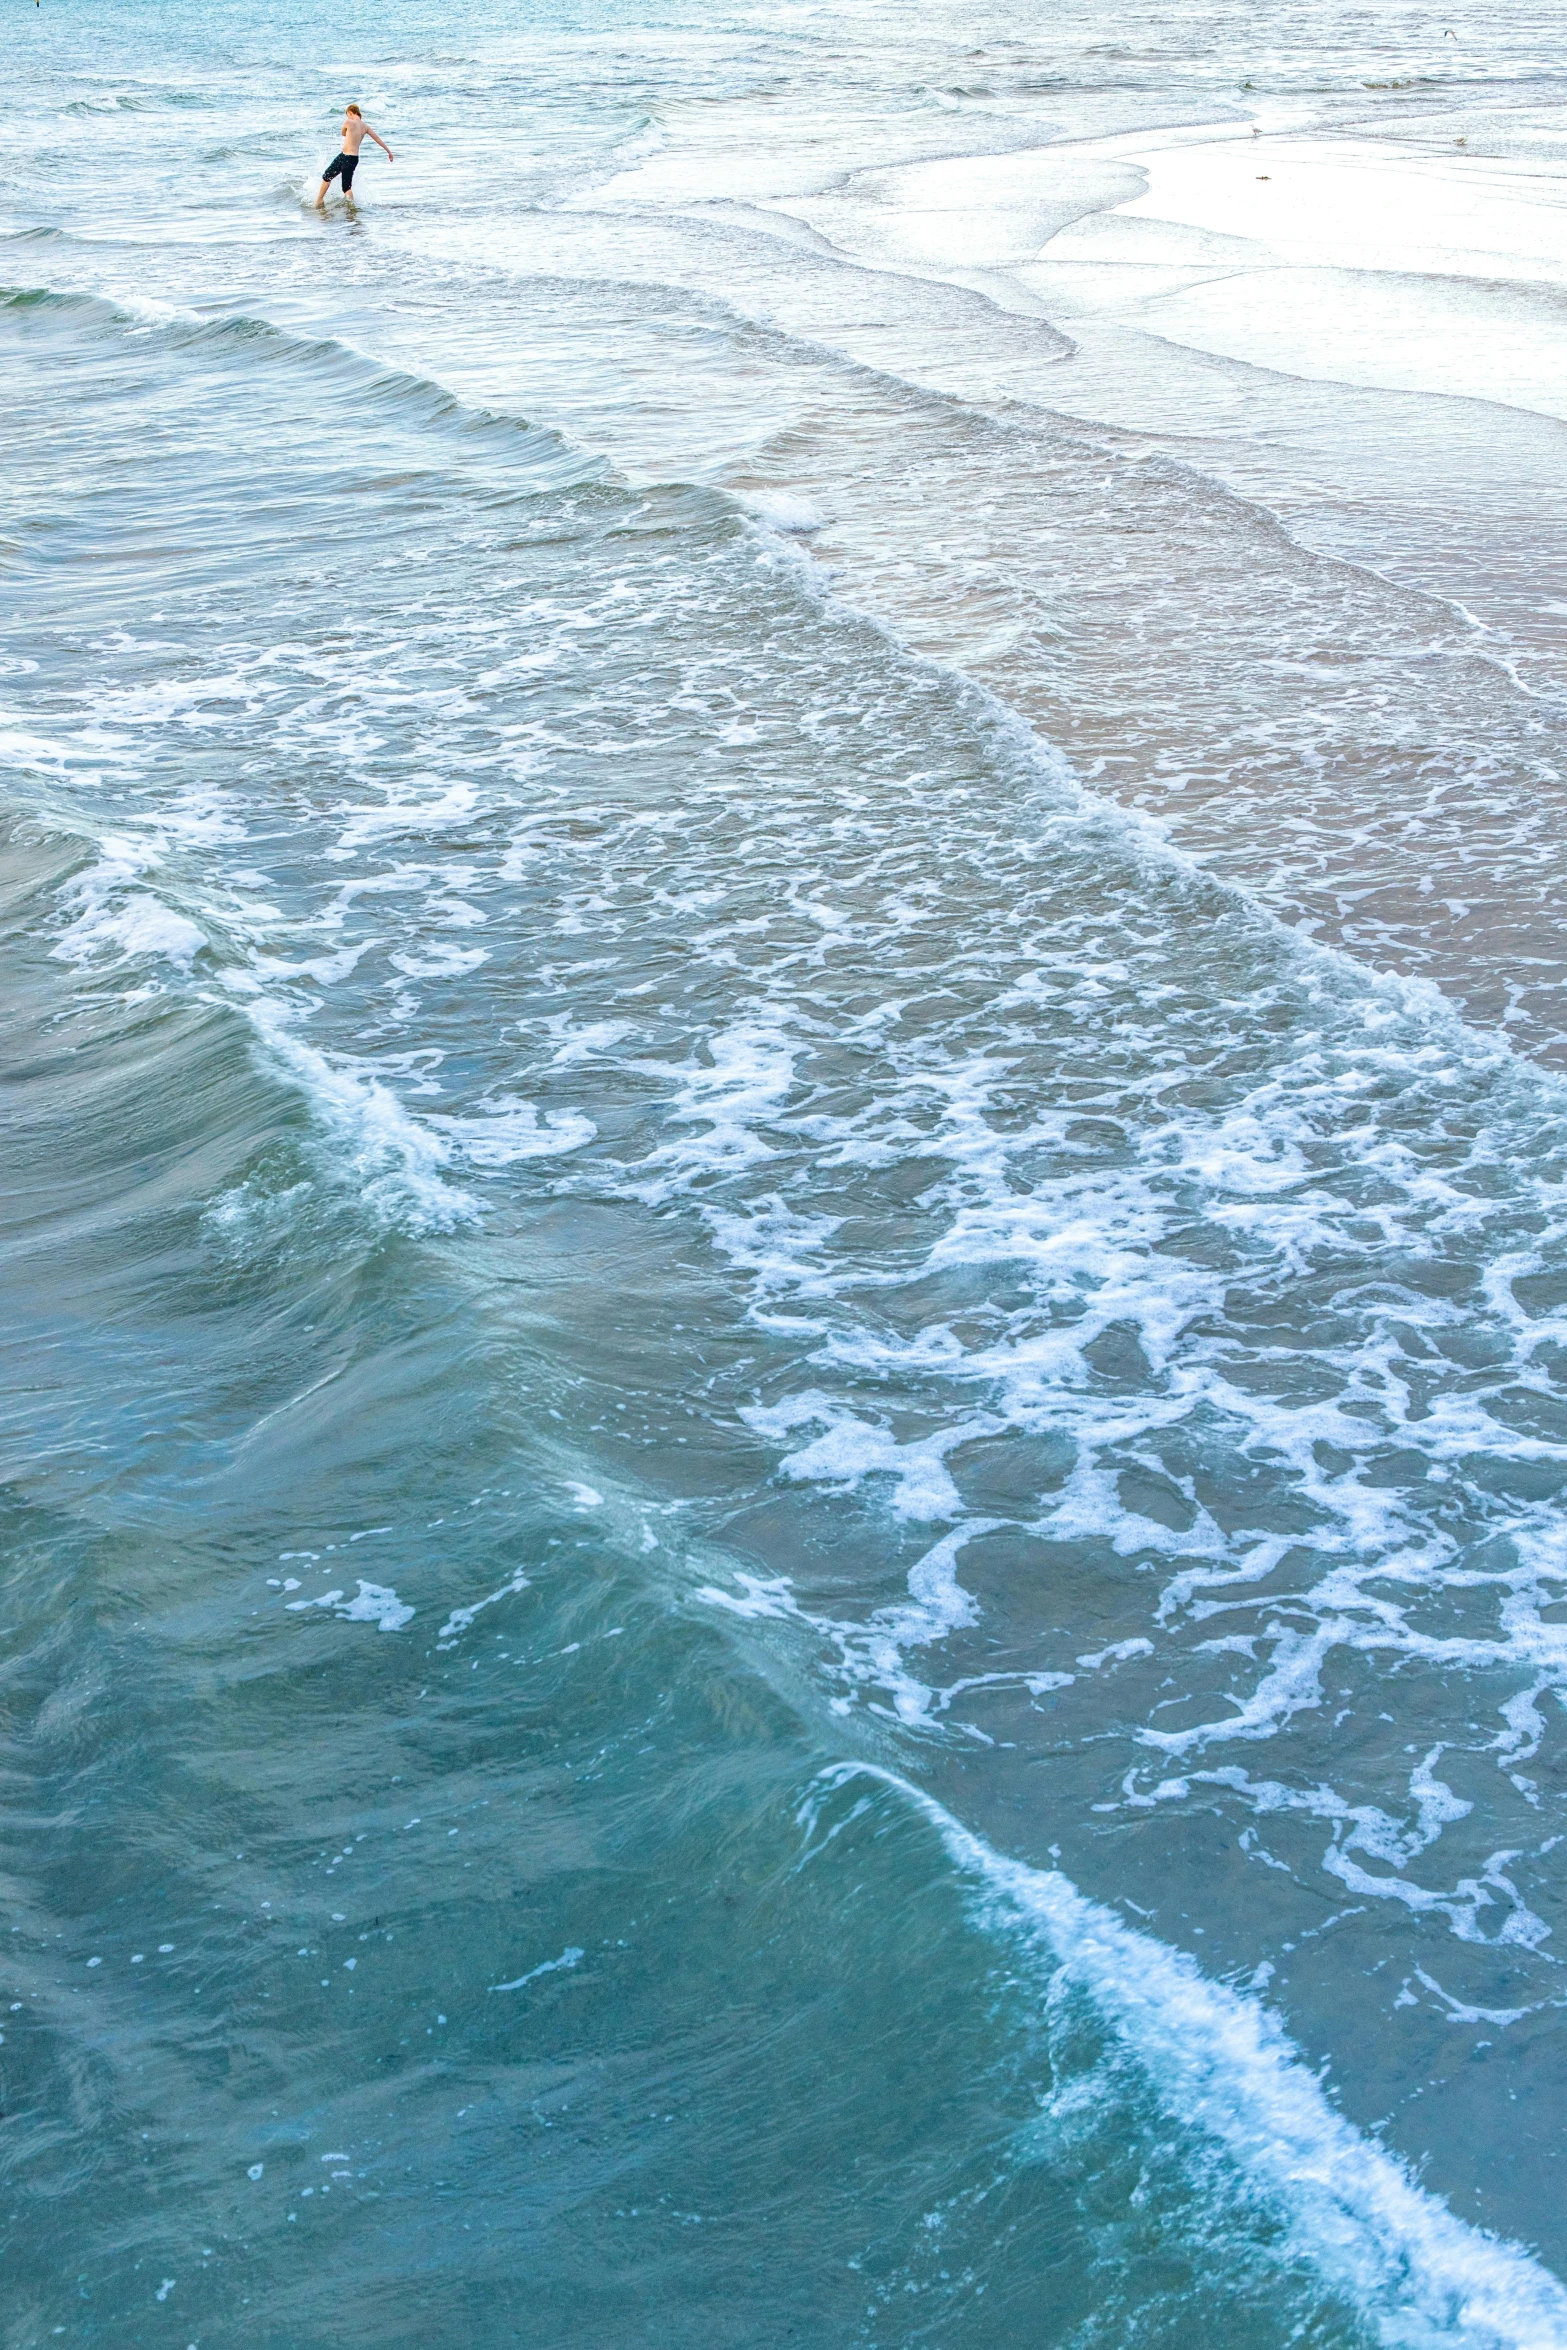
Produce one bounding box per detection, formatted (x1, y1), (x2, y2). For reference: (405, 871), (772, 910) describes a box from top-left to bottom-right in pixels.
(8, 2), (1567, 2344)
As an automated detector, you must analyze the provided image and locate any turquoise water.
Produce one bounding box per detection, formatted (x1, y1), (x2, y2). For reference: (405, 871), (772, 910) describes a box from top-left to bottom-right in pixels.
(9, 3), (1567, 2343)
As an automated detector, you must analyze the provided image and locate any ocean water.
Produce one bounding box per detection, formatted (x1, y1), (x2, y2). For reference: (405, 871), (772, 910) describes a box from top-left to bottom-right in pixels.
(8, 1), (1567, 2342)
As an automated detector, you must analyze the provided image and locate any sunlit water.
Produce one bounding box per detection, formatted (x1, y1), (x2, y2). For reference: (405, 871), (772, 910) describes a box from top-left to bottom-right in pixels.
(8, 3), (1567, 2344)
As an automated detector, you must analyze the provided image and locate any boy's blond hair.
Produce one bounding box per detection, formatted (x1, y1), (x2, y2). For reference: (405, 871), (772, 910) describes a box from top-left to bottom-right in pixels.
(346, 103), (362, 116)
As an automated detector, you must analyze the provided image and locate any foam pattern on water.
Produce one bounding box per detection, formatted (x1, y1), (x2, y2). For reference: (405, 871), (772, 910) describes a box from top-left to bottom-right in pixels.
(9, 287), (1567, 2243)
(10, 15), (1567, 2326)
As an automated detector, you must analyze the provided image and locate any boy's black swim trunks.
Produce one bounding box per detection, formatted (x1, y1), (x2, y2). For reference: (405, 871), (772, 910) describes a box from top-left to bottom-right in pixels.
(322, 151), (358, 190)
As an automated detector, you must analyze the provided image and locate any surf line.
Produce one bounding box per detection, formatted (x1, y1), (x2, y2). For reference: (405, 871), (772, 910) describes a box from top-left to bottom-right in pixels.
(810, 1760), (1567, 2350)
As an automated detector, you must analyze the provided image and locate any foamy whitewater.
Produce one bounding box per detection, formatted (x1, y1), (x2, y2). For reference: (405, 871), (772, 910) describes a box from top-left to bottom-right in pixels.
(7, 2), (1567, 2343)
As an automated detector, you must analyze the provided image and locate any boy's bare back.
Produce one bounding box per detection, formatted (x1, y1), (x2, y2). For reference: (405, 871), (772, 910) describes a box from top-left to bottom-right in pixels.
(316, 105), (393, 206)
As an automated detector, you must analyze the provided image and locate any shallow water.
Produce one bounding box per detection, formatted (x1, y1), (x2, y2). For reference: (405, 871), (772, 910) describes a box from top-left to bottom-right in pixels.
(7, 3), (1567, 2345)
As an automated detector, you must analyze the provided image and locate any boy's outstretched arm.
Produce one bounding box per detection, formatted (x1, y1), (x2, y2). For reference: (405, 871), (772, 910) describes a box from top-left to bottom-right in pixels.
(368, 124), (394, 159)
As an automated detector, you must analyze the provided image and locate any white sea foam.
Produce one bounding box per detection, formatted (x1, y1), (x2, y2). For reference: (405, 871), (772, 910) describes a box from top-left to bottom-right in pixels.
(50, 834), (206, 972)
(427, 1095), (596, 1166)
(488, 1946), (584, 1993)
(1135, 1762), (1552, 1951)
(700, 1521), (1001, 1729)
(632, 1019), (801, 1197)
(666, 919), (1567, 2004)
(740, 489), (828, 535)
(813, 1763), (1567, 2350)
(742, 1393), (968, 1520)
(330, 777), (479, 854)
(542, 1016), (635, 1068)
(436, 1568), (531, 1648)
(238, 993), (477, 1233)
(388, 943), (490, 979)
(285, 1581), (414, 1632)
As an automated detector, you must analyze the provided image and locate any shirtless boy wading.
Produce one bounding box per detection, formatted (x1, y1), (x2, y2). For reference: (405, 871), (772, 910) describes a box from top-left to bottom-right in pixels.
(316, 105), (392, 206)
